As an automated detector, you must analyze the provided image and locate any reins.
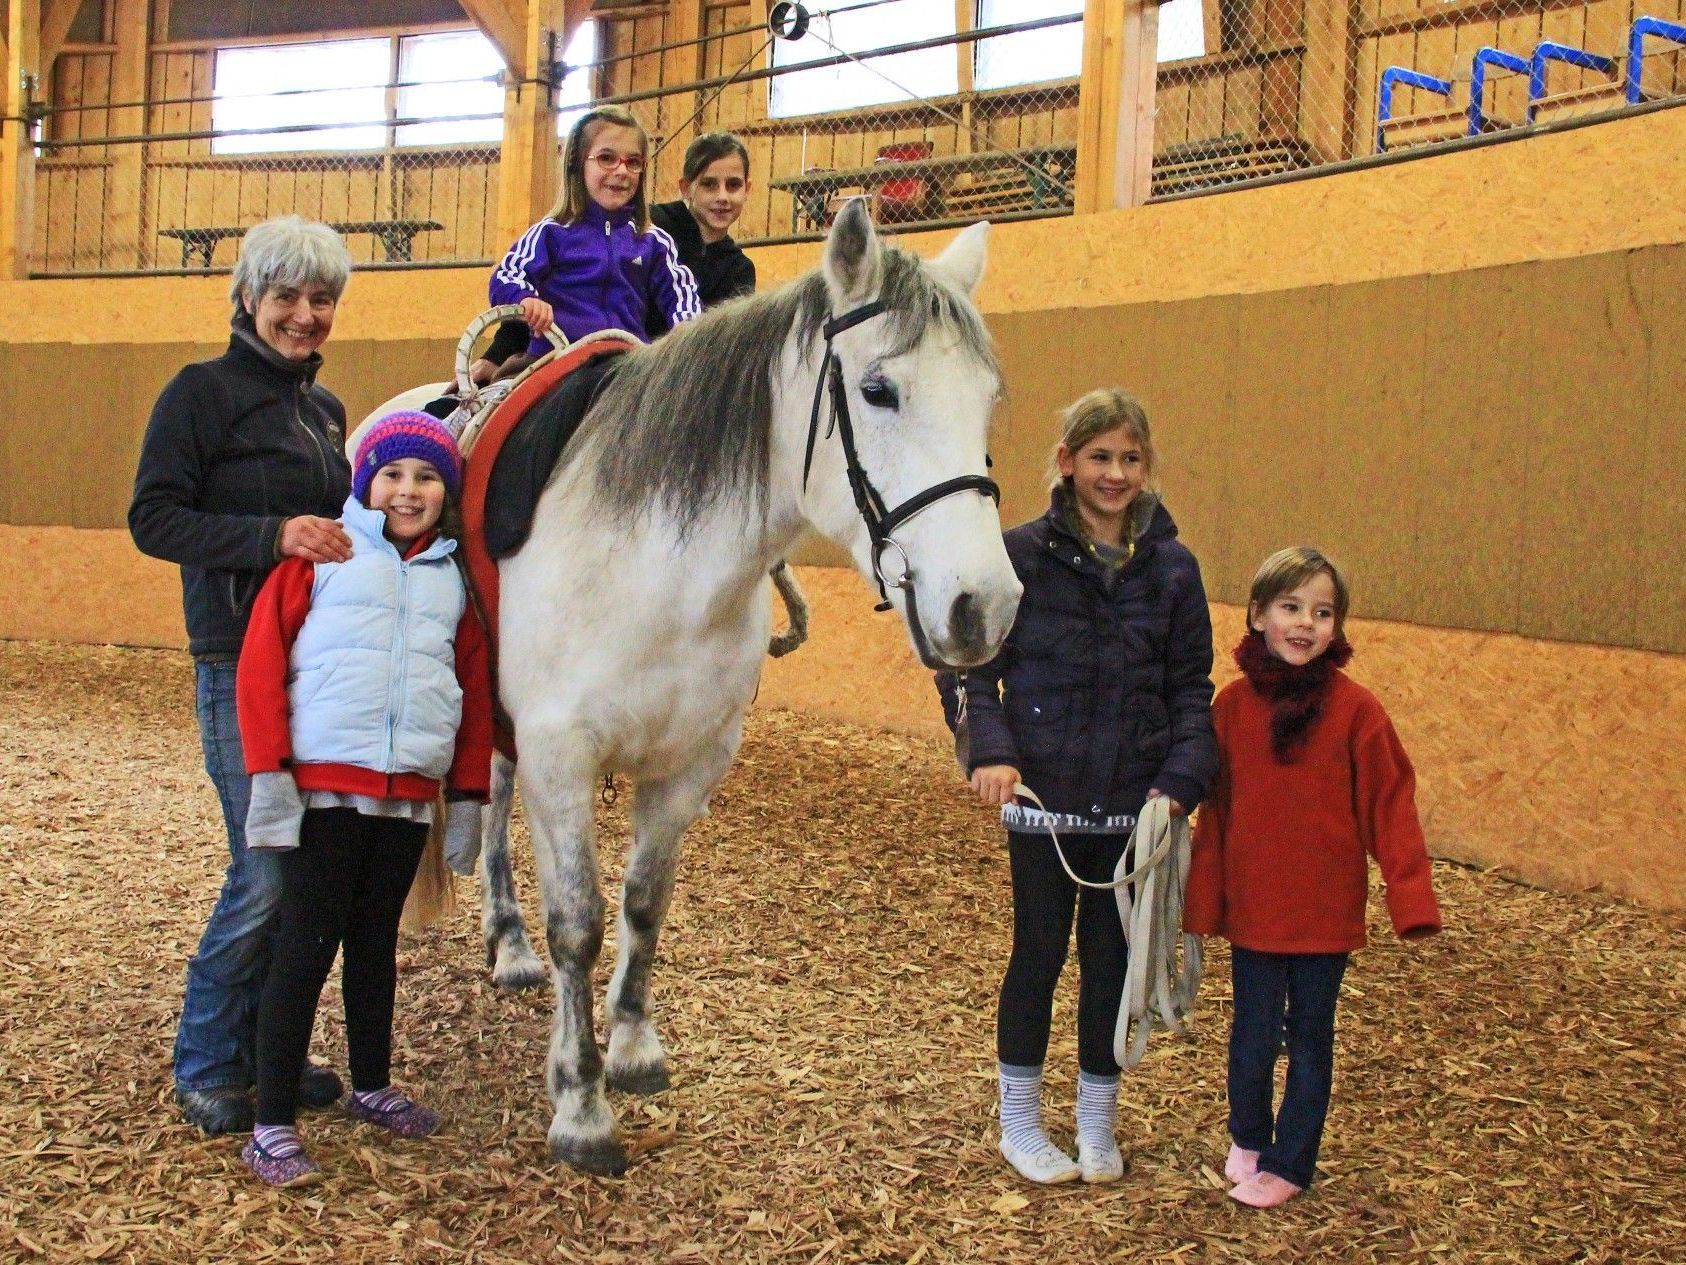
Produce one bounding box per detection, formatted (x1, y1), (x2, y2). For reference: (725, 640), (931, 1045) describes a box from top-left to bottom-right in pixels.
(1011, 783), (1204, 1070)
(803, 298), (1001, 611)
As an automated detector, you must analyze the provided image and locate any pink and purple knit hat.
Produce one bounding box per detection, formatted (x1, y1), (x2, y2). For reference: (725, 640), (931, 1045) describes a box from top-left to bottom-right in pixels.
(352, 411), (463, 503)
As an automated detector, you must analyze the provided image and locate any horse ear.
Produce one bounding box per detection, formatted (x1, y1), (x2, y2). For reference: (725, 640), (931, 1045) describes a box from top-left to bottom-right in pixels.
(930, 221), (989, 296)
(823, 198), (883, 305)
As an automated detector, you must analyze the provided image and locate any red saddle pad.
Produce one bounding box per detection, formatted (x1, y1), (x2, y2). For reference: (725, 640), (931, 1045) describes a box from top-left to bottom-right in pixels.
(460, 339), (636, 757)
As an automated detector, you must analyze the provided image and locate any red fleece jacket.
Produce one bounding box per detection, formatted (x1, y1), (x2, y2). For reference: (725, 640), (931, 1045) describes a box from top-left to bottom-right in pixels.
(237, 542), (494, 803)
(1184, 671), (1441, 953)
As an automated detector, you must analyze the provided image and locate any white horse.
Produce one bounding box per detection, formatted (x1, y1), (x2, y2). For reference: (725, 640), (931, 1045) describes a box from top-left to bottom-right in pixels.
(478, 201), (1021, 1173)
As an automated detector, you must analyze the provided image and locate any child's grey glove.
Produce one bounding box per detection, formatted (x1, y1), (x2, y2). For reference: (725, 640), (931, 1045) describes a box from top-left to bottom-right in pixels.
(245, 771), (305, 850)
(444, 799), (483, 876)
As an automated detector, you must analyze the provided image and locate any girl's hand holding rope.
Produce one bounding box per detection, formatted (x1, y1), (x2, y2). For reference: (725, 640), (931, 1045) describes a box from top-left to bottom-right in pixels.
(1145, 787), (1187, 817)
(970, 764), (1021, 806)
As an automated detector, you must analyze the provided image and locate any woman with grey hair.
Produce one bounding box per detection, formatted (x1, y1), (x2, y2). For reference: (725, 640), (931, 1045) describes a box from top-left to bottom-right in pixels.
(130, 214), (357, 1135)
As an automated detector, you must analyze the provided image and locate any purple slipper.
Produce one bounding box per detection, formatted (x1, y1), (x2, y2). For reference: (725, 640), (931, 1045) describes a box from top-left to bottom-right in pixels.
(241, 1136), (322, 1188)
(345, 1089), (441, 1139)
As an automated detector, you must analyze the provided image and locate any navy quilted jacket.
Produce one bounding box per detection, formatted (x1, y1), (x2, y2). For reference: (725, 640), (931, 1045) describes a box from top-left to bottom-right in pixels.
(938, 489), (1218, 821)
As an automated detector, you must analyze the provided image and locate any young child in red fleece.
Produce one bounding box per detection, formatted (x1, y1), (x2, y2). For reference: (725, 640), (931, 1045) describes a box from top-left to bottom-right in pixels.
(1184, 546), (1441, 1208)
(234, 411), (493, 1187)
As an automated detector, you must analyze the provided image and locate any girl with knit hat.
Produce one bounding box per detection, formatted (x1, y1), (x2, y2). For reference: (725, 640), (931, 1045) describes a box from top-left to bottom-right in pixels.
(1184, 546), (1441, 1209)
(233, 411), (493, 1187)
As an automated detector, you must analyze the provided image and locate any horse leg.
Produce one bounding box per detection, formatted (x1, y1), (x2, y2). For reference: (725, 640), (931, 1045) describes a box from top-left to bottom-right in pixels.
(605, 737), (737, 1096)
(479, 750), (548, 990)
(520, 733), (625, 1175)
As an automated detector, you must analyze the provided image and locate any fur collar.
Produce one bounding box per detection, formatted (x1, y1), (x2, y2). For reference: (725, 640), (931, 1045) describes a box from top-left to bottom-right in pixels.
(1234, 629), (1354, 762)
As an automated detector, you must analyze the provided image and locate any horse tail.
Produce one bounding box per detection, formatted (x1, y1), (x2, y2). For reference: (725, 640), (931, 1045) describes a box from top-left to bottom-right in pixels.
(767, 562), (810, 658)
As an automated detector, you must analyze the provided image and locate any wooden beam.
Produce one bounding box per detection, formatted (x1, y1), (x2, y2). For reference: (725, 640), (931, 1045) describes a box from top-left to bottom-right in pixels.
(104, 0), (149, 269)
(39, 0), (81, 72)
(0, 0), (40, 278)
(659, 0), (702, 173)
(1300, 0), (1353, 163)
(461, 0), (528, 78)
(495, 0), (578, 250)
(1074, 0), (1161, 212)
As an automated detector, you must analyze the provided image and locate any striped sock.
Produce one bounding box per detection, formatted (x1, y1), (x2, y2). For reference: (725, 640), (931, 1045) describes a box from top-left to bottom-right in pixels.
(1075, 1071), (1119, 1155)
(353, 1086), (408, 1114)
(998, 1063), (1054, 1154)
(253, 1124), (303, 1159)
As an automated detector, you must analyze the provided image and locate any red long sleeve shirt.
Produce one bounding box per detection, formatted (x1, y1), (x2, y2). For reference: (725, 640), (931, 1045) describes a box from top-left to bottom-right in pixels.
(236, 543), (494, 803)
(1184, 671), (1441, 953)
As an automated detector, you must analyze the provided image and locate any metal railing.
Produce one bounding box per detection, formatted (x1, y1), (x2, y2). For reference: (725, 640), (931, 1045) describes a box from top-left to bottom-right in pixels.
(25, 1), (1686, 276)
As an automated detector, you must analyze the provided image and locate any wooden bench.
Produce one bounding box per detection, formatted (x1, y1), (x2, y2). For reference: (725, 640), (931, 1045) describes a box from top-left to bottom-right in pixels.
(769, 145), (1075, 231)
(158, 218), (444, 268)
(1150, 136), (1317, 196)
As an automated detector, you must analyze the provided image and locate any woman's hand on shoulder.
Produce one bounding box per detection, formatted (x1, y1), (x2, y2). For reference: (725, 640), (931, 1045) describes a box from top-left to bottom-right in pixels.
(1146, 787), (1187, 817)
(970, 764), (1021, 807)
(519, 296), (554, 337)
(279, 515), (353, 563)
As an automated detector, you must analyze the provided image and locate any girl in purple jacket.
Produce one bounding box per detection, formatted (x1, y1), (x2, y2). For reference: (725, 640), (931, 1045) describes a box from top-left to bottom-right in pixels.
(490, 105), (701, 358)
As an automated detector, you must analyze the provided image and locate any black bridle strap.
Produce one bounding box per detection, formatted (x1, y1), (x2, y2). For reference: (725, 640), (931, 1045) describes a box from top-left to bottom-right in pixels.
(802, 296), (1002, 608)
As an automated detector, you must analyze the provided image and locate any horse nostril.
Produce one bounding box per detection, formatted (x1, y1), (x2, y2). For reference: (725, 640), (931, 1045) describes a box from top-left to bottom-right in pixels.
(948, 591), (985, 656)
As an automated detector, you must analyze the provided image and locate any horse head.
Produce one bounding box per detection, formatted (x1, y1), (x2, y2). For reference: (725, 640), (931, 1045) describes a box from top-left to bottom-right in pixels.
(803, 200), (1021, 670)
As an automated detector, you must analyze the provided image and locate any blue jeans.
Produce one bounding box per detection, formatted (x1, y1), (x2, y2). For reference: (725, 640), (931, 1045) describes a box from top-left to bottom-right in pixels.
(172, 660), (285, 1093)
(1227, 946), (1349, 1190)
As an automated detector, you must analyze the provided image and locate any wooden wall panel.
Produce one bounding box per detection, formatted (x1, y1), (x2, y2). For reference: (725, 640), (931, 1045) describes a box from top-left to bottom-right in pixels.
(1139, 296), (1242, 582)
(1515, 251), (1649, 645)
(1414, 265), (1530, 630)
(1320, 275), (1427, 619)
(1636, 247), (1686, 651)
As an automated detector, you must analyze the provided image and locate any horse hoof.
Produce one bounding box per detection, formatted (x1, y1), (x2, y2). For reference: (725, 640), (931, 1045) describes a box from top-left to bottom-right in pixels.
(491, 947), (549, 991)
(549, 1131), (629, 1176)
(606, 1062), (671, 1096)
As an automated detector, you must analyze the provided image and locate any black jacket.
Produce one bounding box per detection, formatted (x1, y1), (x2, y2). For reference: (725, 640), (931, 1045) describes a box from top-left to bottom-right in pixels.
(939, 489), (1218, 820)
(649, 200), (756, 311)
(129, 317), (351, 658)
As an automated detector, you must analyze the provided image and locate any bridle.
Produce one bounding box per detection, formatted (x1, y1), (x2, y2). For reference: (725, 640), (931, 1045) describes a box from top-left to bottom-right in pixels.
(802, 298), (1001, 615)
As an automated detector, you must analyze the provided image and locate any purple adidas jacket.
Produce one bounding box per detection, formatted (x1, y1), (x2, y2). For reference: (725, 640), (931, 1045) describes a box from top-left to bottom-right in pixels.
(490, 203), (702, 354)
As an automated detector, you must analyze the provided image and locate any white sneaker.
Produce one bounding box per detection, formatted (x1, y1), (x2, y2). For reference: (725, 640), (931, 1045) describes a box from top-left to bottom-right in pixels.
(1078, 1140), (1125, 1184)
(999, 1135), (1080, 1184)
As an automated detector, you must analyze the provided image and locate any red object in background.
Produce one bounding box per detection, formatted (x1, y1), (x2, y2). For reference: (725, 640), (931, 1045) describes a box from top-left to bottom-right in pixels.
(873, 140), (935, 221)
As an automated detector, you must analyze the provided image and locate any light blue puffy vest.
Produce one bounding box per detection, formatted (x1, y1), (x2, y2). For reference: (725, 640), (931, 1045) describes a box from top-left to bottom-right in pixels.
(288, 497), (466, 779)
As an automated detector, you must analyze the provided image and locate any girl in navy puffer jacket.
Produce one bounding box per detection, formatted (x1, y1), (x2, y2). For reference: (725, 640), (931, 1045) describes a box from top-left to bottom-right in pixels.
(939, 389), (1217, 1186)
(234, 413), (493, 1188)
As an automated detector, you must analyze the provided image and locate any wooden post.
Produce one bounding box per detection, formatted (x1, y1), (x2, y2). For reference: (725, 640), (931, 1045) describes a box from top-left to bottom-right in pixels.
(104, 0), (149, 269)
(1300, 0), (1354, 163)
(659, 0), (702, 184)
(1074, 0), (1161, 213)
(491, 0), (573, 255)
(0, 0), (41, 278)
(954, 0), (975, 156)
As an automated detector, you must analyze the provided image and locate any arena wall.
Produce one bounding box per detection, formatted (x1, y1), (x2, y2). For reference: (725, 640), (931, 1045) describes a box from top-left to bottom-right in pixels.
(1, 105), (1682, 911)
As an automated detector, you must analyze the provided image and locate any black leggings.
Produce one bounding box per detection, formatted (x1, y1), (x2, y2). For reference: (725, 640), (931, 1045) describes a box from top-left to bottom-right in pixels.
(254, 808), (427, 1126)
(997, 830), (1129, 1077)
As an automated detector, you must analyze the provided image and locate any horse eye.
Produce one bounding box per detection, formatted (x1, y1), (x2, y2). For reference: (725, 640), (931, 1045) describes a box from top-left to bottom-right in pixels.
(860, 377), (899, 409)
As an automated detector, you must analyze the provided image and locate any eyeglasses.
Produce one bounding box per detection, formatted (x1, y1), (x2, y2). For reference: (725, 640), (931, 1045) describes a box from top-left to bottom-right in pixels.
(588, 150), (645, 175)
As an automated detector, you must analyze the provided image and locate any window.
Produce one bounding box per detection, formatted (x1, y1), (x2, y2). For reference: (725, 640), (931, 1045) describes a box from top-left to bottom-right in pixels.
(770, 0), (958, 119)
(397, 31), (505, 147)
(212, 38), (389, 154)
(211, 30), (512, 155)
(555, 21), (600, 136)
(972, 0), (1206, 92)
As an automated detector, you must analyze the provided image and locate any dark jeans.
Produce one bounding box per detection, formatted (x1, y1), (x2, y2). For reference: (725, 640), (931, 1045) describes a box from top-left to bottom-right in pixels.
(254, 808), (426, 1126)
(1227, 946), (1350, 1189)
(997, 830), (1129, 1077)
(173, 659), (285, 1092)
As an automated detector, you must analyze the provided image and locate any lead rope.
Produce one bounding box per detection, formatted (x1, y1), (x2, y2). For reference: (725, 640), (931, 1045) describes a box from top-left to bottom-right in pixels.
(1010, 783), (1203, 1070)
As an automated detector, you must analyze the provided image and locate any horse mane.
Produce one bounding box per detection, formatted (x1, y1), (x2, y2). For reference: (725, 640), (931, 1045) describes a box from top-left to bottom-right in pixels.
(577, 244), (998, 537)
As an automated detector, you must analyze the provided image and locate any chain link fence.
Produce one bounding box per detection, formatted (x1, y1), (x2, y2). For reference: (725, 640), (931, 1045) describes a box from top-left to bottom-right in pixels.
(26, 1), (1686, 275)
